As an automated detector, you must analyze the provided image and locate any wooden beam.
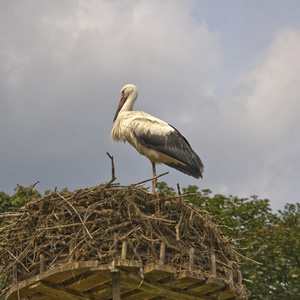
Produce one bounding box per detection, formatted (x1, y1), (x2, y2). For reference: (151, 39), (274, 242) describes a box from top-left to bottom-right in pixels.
(29, 281), (89, 300)
(165, 271), (205, 289)
(187, 277), (225, 295)
(111, 270), (121, 300)
(216, 289), (236, 300)
(66, 272), (111, 292)
(211, 252), (217, 278)
(159, 241), (166, 264)
(143, 263), (175, 281)
(93, 284), (112, 299)
(7, 260), (238, 300)
(189, 248), (195, 271)
(121, 289), (146, 300)
(118, 270), (209, 300)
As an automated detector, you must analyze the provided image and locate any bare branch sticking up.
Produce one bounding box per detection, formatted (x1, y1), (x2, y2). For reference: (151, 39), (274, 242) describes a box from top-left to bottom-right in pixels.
(105, 152), (116, 187)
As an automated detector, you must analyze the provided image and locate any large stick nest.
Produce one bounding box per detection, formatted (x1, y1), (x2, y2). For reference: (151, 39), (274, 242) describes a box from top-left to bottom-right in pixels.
(0, 184), (247, 298)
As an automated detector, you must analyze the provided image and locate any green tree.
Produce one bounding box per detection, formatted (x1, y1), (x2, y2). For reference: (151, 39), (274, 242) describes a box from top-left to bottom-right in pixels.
(0, 184), (41, 213)
(177, 184), (300, 299)
(0, 191), (12, 214)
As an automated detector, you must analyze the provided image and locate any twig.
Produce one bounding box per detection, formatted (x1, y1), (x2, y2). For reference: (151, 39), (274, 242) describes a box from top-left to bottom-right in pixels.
(238, 241), (257, 250)
(139, 214), (176, 224)
(105, 152), (116, 187)
(0, 286), (10, 298)
(31, 181), (40, 189)
(216, 259), (234, 269)
(56, 192), (93, 239)
(65, 239), (85, 263)
(219, 224), (234, 231)
(5, 249), (30, 273)
(232, 248), (263, 265)
(131, 172), (169, 188)
(175, 215), (183, 241)
(177, 183), (181, 195)
(36, 223), (82, 231)
(0, 213), (24, 218)
(173, 192), (202, 198)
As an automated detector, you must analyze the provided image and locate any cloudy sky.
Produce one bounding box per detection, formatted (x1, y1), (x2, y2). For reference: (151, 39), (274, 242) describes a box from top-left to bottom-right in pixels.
(1, 0), (300, 211)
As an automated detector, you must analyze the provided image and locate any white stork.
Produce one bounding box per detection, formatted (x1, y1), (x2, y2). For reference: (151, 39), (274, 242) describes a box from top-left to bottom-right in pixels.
(111, 84), (204, 192)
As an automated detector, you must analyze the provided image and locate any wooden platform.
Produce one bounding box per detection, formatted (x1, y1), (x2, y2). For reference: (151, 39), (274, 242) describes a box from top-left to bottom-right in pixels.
(6, 259), (237, 300)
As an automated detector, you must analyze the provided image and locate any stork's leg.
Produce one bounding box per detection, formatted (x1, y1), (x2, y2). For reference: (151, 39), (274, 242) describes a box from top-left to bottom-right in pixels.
(152, 162), (157, 193)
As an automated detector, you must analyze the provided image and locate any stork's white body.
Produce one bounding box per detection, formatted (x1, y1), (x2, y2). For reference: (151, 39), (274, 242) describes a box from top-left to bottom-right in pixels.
(111, 111), (182, 164)
(111, 84), (204, 192)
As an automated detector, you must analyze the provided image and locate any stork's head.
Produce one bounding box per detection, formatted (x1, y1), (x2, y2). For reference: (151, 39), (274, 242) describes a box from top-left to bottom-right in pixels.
(113, 84), (138, 122)
(120, 84), (138, 99)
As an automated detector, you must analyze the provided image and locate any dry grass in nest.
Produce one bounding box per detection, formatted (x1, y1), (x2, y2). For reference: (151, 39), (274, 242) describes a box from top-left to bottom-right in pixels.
(0, 182), (248, 298)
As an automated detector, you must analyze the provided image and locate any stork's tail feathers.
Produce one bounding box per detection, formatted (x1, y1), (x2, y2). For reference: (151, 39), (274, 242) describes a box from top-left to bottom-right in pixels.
(165, 162), (204, 179)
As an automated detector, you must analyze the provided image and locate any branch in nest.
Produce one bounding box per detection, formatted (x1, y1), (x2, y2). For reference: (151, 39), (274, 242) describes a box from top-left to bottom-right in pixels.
(175, 215), (183, 241)
(5, 249), (30, 273)
(0, 213), (23, 219)
(105, 152), (117, 187)
(56, 192), (93, 240)
(131, 171), (169, 188)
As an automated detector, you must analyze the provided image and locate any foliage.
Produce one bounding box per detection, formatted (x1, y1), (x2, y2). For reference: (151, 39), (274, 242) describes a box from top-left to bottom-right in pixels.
(0, 184), (41, 214)
(0, 185), (70, 216)
(156, 181), (176, 194)
(0, 192), (12, 214)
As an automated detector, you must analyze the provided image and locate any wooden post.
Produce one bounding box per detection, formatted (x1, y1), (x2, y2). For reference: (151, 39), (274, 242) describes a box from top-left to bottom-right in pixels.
(111, 269), (121, 300)
(189, 248), (195, 271)
(159, 241), (166, 264)
(114, 233), (118, 251)
(13, 264), (18, 285)
(211, 252), (217, 278)
(122, 240), (127, 260)
(40, 254), (46, 273)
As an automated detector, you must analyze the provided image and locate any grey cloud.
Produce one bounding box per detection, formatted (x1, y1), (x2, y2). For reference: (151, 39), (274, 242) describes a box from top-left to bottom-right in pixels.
(1, 1), (299, 211)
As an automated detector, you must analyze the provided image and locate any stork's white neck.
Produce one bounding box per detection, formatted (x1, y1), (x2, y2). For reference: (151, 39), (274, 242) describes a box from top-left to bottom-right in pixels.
(121, 91), (138, 112)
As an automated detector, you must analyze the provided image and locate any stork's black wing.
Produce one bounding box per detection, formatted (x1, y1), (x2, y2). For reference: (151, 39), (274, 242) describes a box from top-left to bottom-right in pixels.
(134, 124), (204, 178)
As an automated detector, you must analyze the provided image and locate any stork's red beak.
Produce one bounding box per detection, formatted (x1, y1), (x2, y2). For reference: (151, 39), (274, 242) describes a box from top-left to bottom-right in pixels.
(113, 97), (126, 122)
